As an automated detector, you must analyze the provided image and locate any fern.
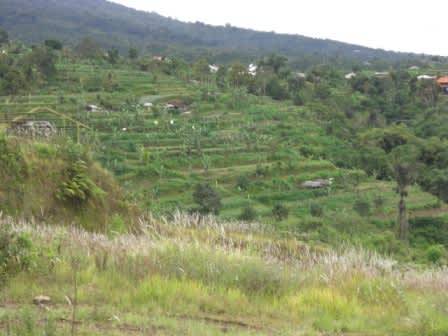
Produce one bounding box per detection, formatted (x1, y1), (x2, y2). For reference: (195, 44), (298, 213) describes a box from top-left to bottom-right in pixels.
(56, 160), (105, 206)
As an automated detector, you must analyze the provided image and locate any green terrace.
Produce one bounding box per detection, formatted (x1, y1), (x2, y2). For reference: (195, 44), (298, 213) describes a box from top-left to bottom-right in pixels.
(1, 60), (446, 238)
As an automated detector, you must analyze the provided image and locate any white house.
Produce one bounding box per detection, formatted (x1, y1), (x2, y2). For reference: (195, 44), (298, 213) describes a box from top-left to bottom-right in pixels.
(417, 74), (436, 80)
(209, 64), (219, 73)
(86, 104), (99, 112)
(248, 63), (257, 76)
(345, 72), (357, 79)
(374, 72), (388, 78)
(302, 178), (334, 189)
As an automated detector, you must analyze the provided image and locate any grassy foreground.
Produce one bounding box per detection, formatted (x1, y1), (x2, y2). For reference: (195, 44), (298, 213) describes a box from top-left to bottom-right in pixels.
(1, 213), (447, 335)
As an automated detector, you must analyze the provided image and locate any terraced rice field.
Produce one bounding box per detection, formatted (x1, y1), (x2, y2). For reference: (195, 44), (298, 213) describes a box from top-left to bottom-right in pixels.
(0, 61), (445, 226)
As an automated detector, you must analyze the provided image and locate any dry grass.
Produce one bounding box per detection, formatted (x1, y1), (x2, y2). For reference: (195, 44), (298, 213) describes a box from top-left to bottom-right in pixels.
(4, 212), (448, 293)
(2, 212), (448, 335)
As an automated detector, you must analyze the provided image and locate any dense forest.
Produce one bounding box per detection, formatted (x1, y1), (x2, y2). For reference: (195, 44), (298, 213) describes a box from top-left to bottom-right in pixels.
(0, 0), (440, 68)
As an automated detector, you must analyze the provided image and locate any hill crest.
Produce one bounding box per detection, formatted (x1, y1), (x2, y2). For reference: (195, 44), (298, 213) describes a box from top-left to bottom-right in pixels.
(0, 0), (427, 64)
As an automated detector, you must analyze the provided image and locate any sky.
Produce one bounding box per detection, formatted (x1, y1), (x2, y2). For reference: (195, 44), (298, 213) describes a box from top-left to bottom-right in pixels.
(109, 0), (448, 56)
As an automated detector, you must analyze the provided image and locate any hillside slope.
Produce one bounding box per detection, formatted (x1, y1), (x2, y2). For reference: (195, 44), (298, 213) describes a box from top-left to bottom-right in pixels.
(0, 0), (425, 63)
(1, 215), (448, 335)
(0, 136), (138, 231)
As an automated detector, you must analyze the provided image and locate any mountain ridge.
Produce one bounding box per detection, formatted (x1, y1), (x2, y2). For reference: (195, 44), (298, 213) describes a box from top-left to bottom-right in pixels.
(0, 0), (430, 64)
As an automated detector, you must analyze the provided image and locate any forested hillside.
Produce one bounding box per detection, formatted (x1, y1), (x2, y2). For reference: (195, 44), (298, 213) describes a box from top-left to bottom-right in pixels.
(0, 0), (434, 67)
(1, 9), (448, 333)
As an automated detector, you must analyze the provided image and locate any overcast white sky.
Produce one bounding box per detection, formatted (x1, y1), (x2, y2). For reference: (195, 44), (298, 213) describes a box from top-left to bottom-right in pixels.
(109, 0), (447, 56)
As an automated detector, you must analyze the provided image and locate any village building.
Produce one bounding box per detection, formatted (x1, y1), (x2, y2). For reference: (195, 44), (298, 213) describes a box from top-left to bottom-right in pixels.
(374, 72), (388, 78)
(163, 103), (182, 114)
(8, 106), (90, 143)
(208, 64), (219, 73)
(8, 120), (56, 138)
(248, 63), (257, 76)
(345, 72), (356, 79)
(86, 104), (100, 112)
(437, 76), (448, 93)
(301, 178), (334, 189)
(417, 74), (436, 80)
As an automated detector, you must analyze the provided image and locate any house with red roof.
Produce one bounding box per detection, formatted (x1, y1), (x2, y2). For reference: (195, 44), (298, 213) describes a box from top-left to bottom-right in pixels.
(437, 76), (448, 93)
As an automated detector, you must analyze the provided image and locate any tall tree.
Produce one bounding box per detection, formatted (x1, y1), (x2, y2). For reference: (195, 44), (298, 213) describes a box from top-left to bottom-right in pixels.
(193, 57), (210, 85)
(228, 63), (251, 88)
(106, 48), (119, 64)
(259, 54), (288, 76)
(45, 39), (63, 50)
(389, 145), (420, 240)
(420, 169), (448, 203)
(0, 29), (8, 45)
(75, 37), (103, 59)
(253, 67), (275, 96)
(128, 47), (138, 60)
(215, 65), (228, 89)
(27, 46), (57, 79)
(1, 68), (27, 95)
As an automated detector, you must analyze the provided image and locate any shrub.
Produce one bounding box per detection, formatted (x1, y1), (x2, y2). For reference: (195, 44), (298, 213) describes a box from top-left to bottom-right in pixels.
(55, 160), (105, 207)
(272, 204), (289, 221)
(61, 139), (87, 163)
(109, 214), (127, 235)
(35, 143), (57, 159)
(255, 164), (268, 177)
(409, 217), (448, 247)
(293, 92), (305, 106)
(0, 136), (28, 211)
(0, 137), (28, 179)
(300, 217), (324, 231)
(266, 78), (289, 100)
(151, 106), (161, 117)
(368, 231), (407, 256)
(314, 82), (332, 100)
(236, 175), (249, 191)
(353, 199), (371, 217)
(83, 76), (104, 92)
(374, 196), (385, 213)
(192, 183), (222, 215)
(8, 308), (54, 336)
(310, 204), (324, 217)
(425, 245), (445, 263)
(0, 225), (33, 286)
(238, 206), (257, 221)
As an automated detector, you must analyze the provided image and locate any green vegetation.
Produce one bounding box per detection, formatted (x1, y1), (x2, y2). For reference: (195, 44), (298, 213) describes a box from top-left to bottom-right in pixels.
(192, 183), (222, 215)
(0, 29), (448, 334)
(1, 216), (448, 335)
(0, 34), (447, 254)
(0, 35), (446, 254)
(0, 136), (136, 231)
(0, 224), (32, 286)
